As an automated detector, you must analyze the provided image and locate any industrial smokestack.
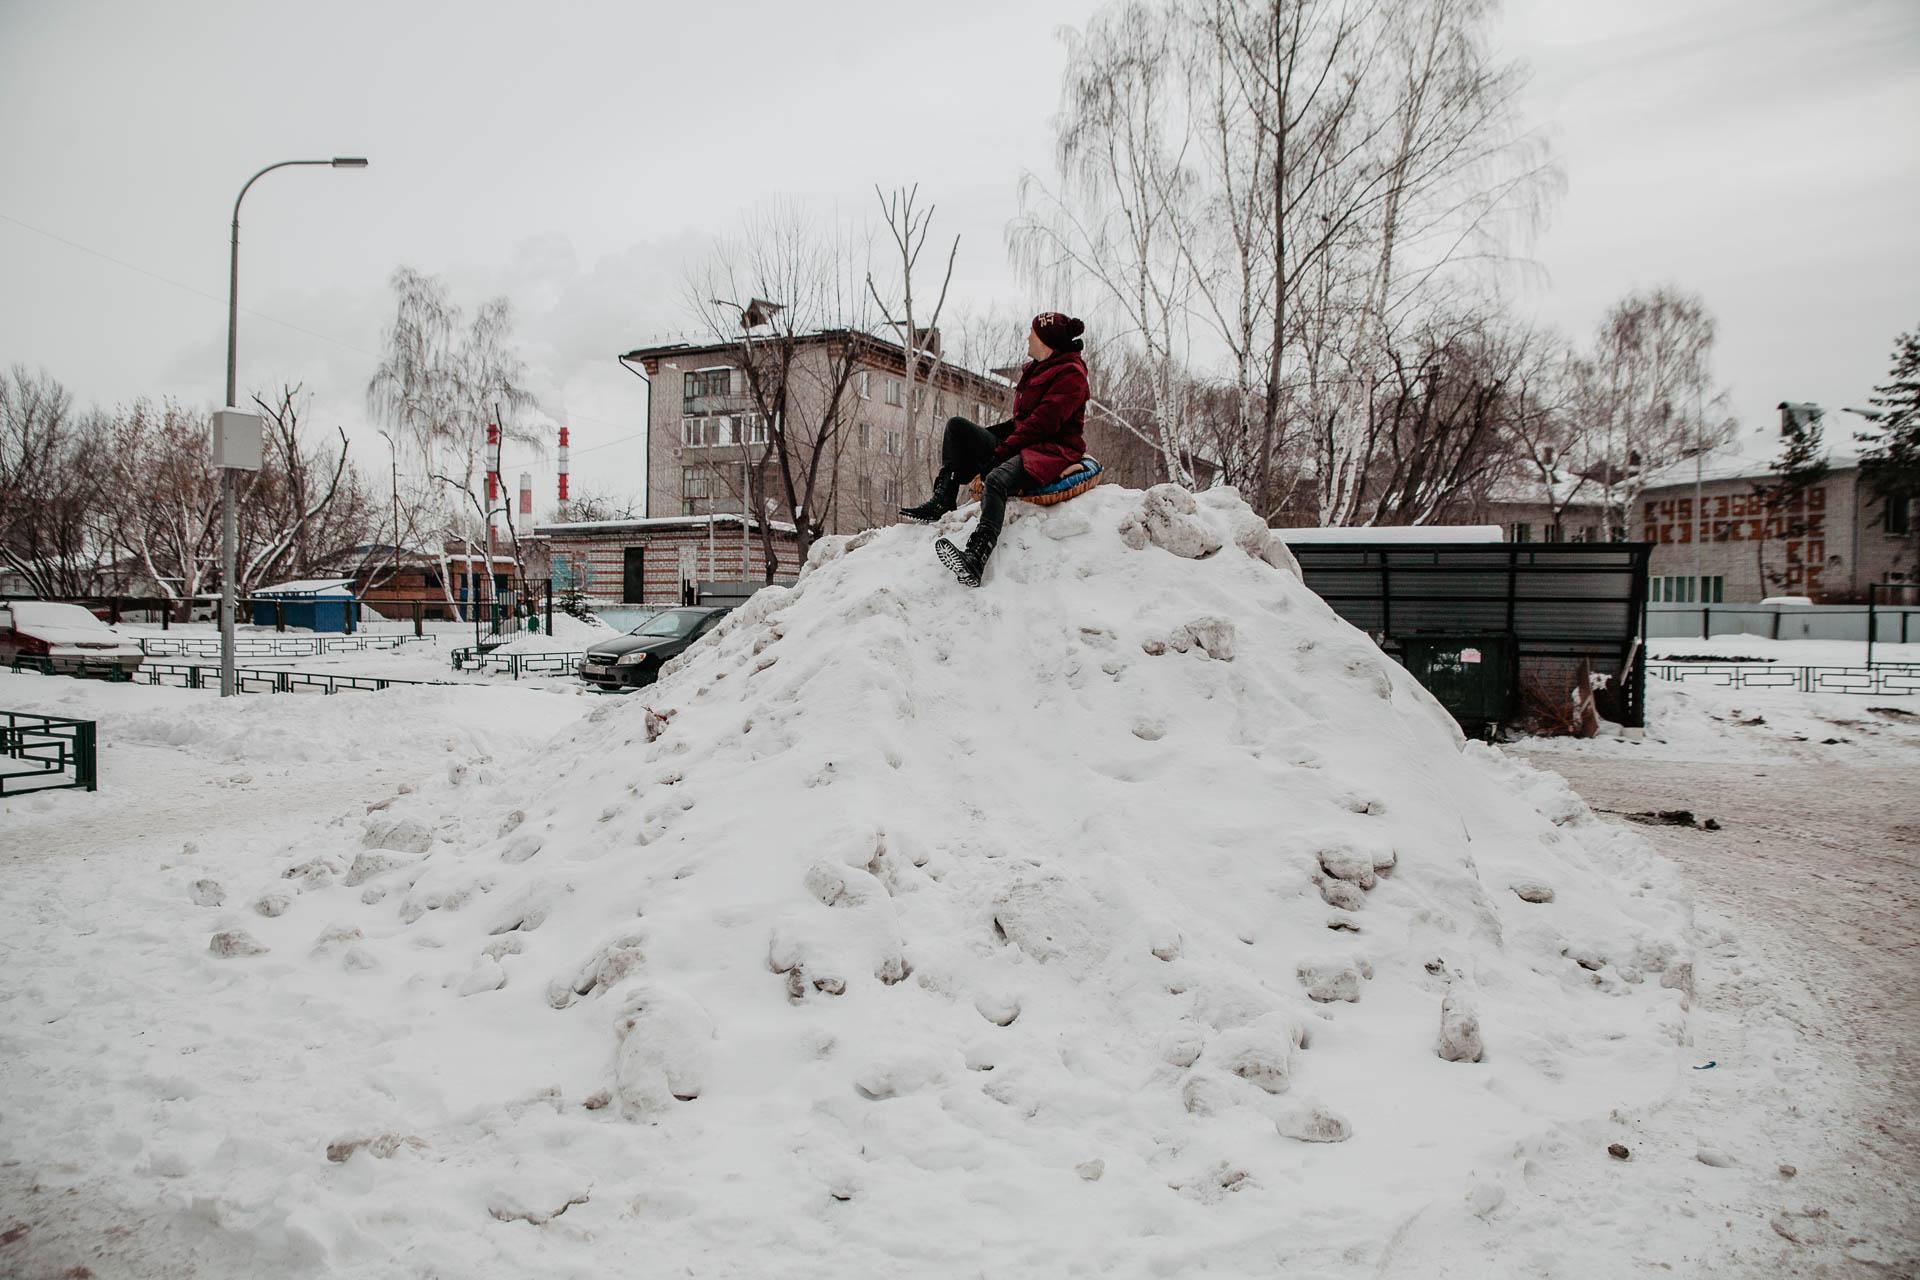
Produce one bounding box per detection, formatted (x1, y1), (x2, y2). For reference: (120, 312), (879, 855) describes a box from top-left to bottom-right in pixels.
(558, 427), (570, 503)
(519, 472), (533, 517)
(486, 423), (500, 502)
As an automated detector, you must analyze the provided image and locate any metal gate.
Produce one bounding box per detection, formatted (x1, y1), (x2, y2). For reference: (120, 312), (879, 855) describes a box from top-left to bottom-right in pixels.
(474, 579), (554, 650)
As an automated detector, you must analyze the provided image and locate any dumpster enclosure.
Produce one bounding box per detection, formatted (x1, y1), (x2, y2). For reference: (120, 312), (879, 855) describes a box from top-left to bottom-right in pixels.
(1289, 541), (1652, 733)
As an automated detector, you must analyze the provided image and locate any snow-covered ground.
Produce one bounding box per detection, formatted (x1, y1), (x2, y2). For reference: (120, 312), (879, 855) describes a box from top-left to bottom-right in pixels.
(1646, 635), (1920, 667)
(1526, 674), (1920, 765)
(0, 485), (1909, 1277)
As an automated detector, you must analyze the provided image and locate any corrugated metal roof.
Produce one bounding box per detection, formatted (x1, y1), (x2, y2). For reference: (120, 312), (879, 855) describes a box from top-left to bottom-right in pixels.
(251, 578), (355, 597)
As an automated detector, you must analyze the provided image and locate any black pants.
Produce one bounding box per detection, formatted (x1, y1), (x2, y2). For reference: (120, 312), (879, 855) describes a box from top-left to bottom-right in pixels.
(942, 417), (1032, 555)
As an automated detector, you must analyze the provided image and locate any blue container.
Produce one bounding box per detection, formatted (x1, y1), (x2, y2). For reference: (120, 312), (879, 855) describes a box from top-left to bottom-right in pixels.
(248, 579), (358, 634)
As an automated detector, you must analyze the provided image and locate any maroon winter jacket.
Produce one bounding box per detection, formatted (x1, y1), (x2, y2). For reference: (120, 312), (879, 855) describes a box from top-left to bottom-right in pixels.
(992, 351), (1089, 485)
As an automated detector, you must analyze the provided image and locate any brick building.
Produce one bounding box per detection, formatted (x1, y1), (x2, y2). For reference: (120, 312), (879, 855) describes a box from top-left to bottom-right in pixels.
(534, 514), (803, 606)
(337, 543), (547, 619)
(1473, 466), (1617, 545)
(1633, 455), (1915, 604)
(618, 328), (1160, 537)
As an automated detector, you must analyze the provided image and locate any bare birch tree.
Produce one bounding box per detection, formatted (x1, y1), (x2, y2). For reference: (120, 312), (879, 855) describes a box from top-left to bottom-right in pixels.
(1011, 0), (1200, 484)
(367, 267), (542, 614)
(1581, 285), (1735, 533)
(1021, 0), (1560, 524)
(688, 207), (874, 571)
(867, 184), (960, 495)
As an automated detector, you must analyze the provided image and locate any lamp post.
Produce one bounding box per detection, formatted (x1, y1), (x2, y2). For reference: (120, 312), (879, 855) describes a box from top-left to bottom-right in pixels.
(219, 156), (367, 696)
(376, 427), (401, 587)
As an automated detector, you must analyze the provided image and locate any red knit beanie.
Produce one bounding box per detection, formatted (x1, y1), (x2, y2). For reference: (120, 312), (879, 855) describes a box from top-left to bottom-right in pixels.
(1032, 311), (1085, 353)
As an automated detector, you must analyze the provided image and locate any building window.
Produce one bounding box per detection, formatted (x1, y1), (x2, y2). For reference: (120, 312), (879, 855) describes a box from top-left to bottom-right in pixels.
(883, 477), (902, 505)
(1544, 523), (1564, 543)
(855, 371), (871, 400)
(975, 401), (990, 423)
(857, 474), (871, 501)
(886, 429), (903, 456)
(859, 423), (872, 449)
(884, 378), (904, 407)
(1887, 496), (1914, 536)
(1508, 522), (1532, 543)
(681, 466), (710, 501)
(741, 413), (768, 445)
(1648, 575), (1724, 604)
(683, 368), (731, 404)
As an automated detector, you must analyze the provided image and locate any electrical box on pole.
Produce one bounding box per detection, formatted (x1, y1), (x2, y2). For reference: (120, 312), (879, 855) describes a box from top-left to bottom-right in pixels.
(211, 409), (264, 471)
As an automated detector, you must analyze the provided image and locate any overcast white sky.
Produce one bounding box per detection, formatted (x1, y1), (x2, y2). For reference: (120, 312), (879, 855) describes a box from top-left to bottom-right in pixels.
(2, 0), (1914, 510)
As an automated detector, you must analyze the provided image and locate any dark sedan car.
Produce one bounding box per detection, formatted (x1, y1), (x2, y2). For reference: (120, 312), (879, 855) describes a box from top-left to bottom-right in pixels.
(578, 606), (730, 691)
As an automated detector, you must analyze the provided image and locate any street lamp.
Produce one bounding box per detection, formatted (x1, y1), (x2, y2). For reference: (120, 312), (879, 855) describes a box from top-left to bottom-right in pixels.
(218, 156), (367, 696)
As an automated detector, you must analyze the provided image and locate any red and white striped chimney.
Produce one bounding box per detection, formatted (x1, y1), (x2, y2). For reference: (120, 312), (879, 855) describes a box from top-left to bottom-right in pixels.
(485, 423), (501, 502)
(519, 472), (532, 517)
(557, 427), (570, 503)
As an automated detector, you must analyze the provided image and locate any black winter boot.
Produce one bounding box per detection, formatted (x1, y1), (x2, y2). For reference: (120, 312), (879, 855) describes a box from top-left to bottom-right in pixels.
(899, 469), (961, 524)
(935, 530), (993, 588)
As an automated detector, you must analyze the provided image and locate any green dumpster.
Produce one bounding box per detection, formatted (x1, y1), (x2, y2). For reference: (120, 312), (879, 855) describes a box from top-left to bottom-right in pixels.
(1400, 634), (1514, 735)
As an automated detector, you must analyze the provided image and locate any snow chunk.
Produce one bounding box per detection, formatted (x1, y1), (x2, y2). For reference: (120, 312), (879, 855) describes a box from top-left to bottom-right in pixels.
(1275, 1102), (1353, 1143)
(1438, 990), (1485, 1063)
(189, 878), (225, 907)
(1211, 1015), (1302, 1094)
(457, 956), (507, 996)
(1317, 844), (1379, 890)
(1166, 616), (1236, 661)
(251, 890), (293, 918)
(1297, 956), (1367, 1003)
(1125, 484), (1224, 560)
(613, 986), (714, 1118)
(362, 816), (432, 855)
(208, 929), (267, 958)
(991, 870), (1109, 974)
(345, 850), (416, 887)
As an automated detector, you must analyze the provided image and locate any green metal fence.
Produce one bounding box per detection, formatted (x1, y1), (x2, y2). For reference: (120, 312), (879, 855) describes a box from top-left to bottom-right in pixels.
(0, 710), (97, 794)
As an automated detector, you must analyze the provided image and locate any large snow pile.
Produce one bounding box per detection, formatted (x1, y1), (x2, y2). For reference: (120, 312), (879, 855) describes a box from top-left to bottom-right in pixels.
(80, 486), (1695, 1273)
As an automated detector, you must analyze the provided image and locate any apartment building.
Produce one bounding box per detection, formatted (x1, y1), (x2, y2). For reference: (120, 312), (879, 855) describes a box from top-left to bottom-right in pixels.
(621, 329), (1016, 538)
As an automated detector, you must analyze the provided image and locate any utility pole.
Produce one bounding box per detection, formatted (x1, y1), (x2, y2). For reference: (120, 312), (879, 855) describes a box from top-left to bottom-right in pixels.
(219, 156), (367, 695)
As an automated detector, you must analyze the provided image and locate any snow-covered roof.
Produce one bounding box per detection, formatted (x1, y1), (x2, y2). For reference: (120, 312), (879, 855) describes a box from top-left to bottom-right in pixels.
(1638, 425), (1869, 493)
(1484, 467), (1602, 508)
(622, 328), (1009, 394)
(252, 577), (355, 597)
(1275, 525), (1504, 545)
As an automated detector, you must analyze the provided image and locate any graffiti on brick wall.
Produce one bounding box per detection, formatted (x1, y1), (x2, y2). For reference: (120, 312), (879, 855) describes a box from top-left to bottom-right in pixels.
(1643, 486), (1828, 593)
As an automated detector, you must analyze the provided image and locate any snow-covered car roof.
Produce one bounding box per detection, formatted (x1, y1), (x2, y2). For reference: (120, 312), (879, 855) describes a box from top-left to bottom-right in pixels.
(2, 600), (142, 648)
(5, 601), (111, 629)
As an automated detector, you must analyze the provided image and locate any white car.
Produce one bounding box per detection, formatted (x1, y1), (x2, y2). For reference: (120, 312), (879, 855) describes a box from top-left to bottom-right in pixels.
(0, 601), (146, 679)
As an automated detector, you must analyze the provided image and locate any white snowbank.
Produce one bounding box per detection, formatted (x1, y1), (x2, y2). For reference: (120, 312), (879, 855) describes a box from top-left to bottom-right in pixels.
(0, 485), (1698, 1276)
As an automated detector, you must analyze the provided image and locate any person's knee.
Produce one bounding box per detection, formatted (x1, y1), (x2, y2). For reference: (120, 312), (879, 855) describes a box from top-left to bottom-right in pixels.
(945, 416), (972, 436)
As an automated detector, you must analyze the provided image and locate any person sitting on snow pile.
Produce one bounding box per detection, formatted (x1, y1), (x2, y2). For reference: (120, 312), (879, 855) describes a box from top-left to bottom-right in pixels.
(899, 310), (1091, 587)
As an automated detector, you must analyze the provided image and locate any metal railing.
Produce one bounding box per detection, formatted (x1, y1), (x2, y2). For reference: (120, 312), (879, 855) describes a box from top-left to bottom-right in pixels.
(1, 710), (97, 794)
(449, 647), (581, 680)
(132, 661), (446, 695)
(137, 633), (439, 659)
(1646, 662), (1920, 696)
